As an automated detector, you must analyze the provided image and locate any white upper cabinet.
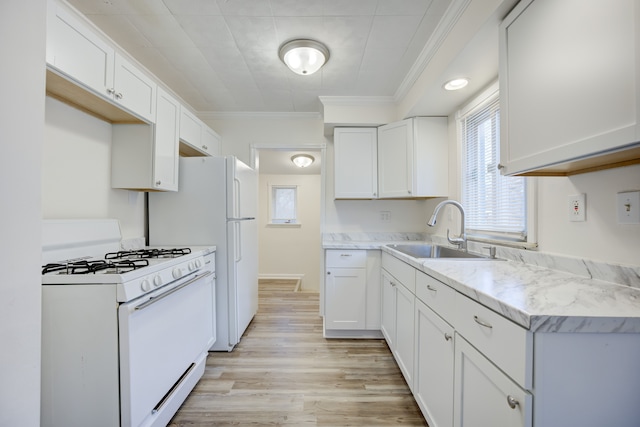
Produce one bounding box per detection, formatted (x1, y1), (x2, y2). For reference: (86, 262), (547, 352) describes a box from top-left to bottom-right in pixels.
(111, 88), (180, 191)
(334, 128), (378, 199)
(179, 107), (221, 157)
(201, 126), (221, 157)
(112, 53), (156, 123)
(46, 0), (156, 123)
(377, 117), (448, 198)
(499, 0), (640, 176)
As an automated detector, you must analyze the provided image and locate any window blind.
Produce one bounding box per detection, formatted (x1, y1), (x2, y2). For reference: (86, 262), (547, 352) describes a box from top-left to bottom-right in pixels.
(461, 97), (527, 241)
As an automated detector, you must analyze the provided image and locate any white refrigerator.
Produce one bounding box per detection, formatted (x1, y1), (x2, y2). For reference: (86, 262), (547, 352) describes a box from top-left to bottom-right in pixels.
(148, 156), (258, 351)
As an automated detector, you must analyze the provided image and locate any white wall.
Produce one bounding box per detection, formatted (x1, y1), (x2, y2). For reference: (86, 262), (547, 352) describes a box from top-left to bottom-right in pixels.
(43, 97), (146, 239)
(0, 1), (46, 426)
(434, 111), (640, 267)
(259, 174), (321, 291)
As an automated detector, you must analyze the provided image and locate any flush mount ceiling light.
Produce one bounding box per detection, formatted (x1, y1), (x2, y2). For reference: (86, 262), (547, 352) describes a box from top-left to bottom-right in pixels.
(291, 154), (315, 168)
(443, 77), (469, 91)
(279, 39), (329, 76)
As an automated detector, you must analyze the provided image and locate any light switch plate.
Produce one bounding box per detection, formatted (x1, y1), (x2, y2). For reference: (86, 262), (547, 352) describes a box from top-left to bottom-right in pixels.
(617, 191), (640, 224)
(568, 194), (586, 222)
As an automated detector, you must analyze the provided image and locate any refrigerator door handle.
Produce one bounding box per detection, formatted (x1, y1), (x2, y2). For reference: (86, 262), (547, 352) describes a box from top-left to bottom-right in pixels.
(234, 222), (242, 262)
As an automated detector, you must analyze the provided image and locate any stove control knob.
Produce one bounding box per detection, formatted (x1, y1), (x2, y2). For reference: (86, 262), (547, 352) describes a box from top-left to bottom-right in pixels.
(195, 259), (203, 268)
(172, 267), (184, 279)
(141, 279), (152, 292)
(188, 261), (196, 271)
(153, 275), (163, 287)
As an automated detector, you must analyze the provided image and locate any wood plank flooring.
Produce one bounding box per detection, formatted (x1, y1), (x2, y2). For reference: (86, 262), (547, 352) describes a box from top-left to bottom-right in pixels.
(169, 279), (428, 426)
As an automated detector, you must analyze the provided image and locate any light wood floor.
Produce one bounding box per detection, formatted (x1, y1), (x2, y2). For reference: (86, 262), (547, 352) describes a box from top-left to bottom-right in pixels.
(169, 279), (428, 426)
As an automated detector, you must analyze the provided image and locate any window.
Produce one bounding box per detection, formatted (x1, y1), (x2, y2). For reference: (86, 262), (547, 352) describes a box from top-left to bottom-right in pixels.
(459, 85), (531, 244)
(269, 185), (298, 224)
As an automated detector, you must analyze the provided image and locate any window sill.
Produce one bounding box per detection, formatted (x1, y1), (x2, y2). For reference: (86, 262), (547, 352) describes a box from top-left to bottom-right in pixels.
(267, 223), (302, 228)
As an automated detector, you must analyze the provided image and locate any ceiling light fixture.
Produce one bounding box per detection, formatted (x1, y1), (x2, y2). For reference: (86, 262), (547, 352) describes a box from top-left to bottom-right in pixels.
(291, 154), (315, 168)
(279, 39), (329, 76)
(443, 77), (469, 91)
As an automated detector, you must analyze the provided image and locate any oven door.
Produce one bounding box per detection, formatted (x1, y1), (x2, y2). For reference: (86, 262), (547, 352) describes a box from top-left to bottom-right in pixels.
(118, 270), (215, 427)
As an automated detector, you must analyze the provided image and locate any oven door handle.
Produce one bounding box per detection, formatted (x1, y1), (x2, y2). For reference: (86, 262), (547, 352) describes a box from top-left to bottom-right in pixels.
(134, 270), (214, 311)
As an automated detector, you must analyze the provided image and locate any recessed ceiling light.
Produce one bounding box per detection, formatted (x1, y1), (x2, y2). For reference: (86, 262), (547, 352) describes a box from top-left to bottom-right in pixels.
(443, 78), (469, 91)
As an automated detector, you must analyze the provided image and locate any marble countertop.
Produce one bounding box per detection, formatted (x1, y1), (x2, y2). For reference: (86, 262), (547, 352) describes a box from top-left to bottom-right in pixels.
(323, 234), (640, 334)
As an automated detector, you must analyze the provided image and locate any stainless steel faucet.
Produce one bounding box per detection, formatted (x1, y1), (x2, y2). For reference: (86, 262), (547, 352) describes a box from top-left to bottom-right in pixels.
(427, 200), (467, 250)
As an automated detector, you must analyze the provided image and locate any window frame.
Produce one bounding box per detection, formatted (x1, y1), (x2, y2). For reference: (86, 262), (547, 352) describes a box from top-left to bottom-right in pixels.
(456, 81), (537, 249)
(268, 184), (301, 227)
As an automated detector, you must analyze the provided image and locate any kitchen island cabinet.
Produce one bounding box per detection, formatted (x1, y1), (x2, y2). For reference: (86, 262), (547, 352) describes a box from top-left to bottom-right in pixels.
(499, 0), (640, 176)
(377, 117), (448, 198)
(46, 0), (156, 123)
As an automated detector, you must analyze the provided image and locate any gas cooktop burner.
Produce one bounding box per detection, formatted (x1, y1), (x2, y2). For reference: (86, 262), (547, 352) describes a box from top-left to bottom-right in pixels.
(105, 248), (192, 260)
(42, 259), (150, 275)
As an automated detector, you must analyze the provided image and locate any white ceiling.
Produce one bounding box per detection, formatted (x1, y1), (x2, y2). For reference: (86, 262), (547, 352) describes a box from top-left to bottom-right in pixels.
(257, 149), (322, 175)
(66, 0), (457, 114)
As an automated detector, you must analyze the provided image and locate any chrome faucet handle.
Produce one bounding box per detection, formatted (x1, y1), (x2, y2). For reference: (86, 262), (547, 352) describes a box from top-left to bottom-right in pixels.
(483, 246), (497, 259)
(446, 229), (465, 249)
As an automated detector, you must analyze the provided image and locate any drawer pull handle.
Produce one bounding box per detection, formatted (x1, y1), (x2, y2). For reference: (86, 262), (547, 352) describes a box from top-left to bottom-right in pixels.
(340, 254), (352, 257)
(427, 284), (437, 292)
(507, 395), (519, 409)
(444, 333), (452, 341)
(473, 315), (493, 329)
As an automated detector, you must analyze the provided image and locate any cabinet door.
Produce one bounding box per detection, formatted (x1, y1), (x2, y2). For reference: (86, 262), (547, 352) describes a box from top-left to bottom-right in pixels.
(380, 269), (397, 348)
(378, 119), (413, 198)
(414, 299), (454, 427)
(334, 128), (378, 199)
(201, 127), (221, 156)
(153, 88), (180, 191)
(180, 108), (203, 148)
(113, 54), (156, 123)
(325, 267), (366, 330)
(46, 0), (114, 97)
(499, 0), (640, 176)
(394, 282), (415, 390)
(454, 335), (532, 427)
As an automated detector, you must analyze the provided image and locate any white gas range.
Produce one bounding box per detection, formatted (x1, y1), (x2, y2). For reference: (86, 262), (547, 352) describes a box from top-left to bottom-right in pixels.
(41, 219), (216, 427)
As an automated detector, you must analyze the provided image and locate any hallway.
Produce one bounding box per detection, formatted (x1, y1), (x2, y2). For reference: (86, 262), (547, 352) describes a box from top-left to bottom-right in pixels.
(169, 279), (427, 426)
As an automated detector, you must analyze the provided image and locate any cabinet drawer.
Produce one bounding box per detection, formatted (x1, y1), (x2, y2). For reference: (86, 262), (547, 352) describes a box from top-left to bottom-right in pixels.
(454, 293), (532, 389)
(381, 252), (415, 293)
(326, 250), (367, 268)
(415, 271), (455, 320)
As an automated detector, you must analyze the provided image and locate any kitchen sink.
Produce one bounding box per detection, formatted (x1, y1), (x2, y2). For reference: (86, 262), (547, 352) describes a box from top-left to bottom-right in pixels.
(386, 244), (493, 260)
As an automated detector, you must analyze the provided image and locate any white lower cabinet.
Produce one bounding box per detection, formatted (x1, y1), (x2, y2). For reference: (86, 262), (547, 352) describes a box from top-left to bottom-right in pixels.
(381, 252), (416, 389)
(324, 250), (381, 337)
(454, 335), (532, 427)
(394, 282), (415, 390)
(380, 269), (397, 348)
(414, 299), (454, 427)
(382, 252), (640, 427)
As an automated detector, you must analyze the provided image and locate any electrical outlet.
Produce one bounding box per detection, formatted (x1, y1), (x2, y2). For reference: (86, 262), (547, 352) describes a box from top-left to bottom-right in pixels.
(617, 191), (640, 224)
(380, 211), (391, 222)
(568, 194), (586, 222)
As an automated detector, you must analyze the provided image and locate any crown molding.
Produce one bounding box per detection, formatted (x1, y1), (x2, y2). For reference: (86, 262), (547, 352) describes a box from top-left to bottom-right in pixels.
(394, 0), (472, 102)
(198, 111), (322, 120)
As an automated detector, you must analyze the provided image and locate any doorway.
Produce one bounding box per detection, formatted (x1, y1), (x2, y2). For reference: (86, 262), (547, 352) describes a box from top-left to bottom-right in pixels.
(251, 144), (326, 293)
